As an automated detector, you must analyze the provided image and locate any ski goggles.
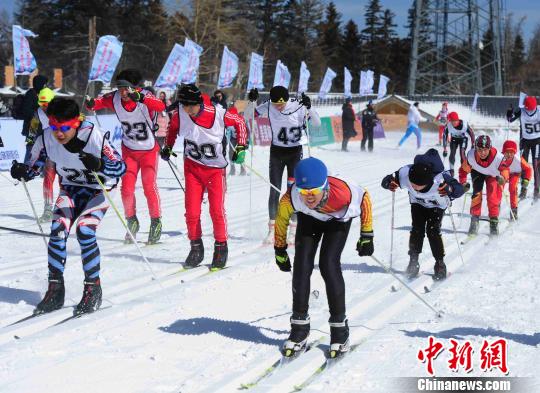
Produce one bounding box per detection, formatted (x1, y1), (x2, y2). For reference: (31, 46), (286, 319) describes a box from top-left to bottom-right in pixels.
(296, 180), (328, 196)
(49, 118), (81, 133)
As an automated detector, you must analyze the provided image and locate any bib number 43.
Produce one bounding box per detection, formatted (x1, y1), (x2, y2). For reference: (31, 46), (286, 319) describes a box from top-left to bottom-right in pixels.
(277, 126), (303, 145)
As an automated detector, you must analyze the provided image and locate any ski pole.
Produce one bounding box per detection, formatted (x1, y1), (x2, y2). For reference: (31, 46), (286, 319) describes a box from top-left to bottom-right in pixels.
(370, 255), (443, 318)
(20, 179), (48, 249)
(249, 104), (255, 240)
(92, 173), (160, 283)
(0, 171), (19, 186)
(390, 192), (395, 269)
(166, 159), (185, 193)
(446, 198), (465, 266)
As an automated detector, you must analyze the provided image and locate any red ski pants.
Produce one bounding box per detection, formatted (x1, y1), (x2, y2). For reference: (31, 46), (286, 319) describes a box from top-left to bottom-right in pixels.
(43, 159), (57, 206)
(470, 171), (502, 218)
(184, 158), (227, 242)
(507, 173), (520, 209)
(438, 125), (445, 144)
(121, 144), (161, 219)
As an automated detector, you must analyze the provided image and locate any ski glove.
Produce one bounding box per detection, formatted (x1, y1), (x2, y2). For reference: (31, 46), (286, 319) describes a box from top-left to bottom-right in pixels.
(79, 152), (103, 172)
(521, 178), (529, 188)
(128, 89), (145, 103)
(85, 95), (95, 109)
(248, 88), (259, 102)
(381, 174), (399, 191)
(232, 145), (247, 164)
(300, 93), (311, 109)
(356, 231), (374, 256)
(160, 146), (176, 161)
(438, 182), (452, 196)
(274, 247), (291, 272)
(496, 175), (506, 186)
(10, 161), (33, 181)
(442, 150), (448, 158)
(506, 105), (514, 121)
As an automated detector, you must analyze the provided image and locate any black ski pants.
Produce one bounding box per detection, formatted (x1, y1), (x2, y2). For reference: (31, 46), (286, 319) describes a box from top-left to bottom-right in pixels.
(409, 203), (445, 260)
(520, 137), (540, 192)
(448, 136), (468, 171)
(268, 144), (302, 220)
(292, 213), (351, 321)
(361, 126), (374, 151)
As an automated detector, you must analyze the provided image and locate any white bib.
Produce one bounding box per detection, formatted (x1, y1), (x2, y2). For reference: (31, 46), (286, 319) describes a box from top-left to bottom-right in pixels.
(520, 108), (540, 140)
(112, 90), (156, 150)
(447, 119), (469, 138)
(265, 100), (308, 147)
(37, 107), (49, 129)
(178, 104), (228, 168)
(398, 166), (449, 209)
(290, 176), (364, 222)
(466, 149), (504, 177)
(41, 121), (118, 189)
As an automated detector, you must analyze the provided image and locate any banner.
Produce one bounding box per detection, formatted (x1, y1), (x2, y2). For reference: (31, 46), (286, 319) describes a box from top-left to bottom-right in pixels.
(12, 25), (37, 76)
(308, 117), (335, 146)
(273, 60), (291, 88)
(217, 46), (239, 89)
(471, 93), (479, 112)
(360, 70), (375, 95)
(182, 38), (203, 84)
(377, 74), (390, 99)
(88, 35), (123, 83)
(253, 117), (273, 146)
(155, 44), (188, 88)
(0, 119), (25, 170)
(247, 52), (264, 91)
(344, 67), (352, 98)
(298, 61), (310, 93)
(318, 67), (337, 99)
(518, 92), (527, 108)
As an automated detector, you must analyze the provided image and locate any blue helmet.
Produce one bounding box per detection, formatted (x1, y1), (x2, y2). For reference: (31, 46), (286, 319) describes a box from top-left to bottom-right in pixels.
(294, 157), (328, 189)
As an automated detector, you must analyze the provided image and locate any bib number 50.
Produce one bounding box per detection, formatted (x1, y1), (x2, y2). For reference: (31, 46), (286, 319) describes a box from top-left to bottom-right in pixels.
(524, 123), (540, 134)
(184, 139), (218, 161)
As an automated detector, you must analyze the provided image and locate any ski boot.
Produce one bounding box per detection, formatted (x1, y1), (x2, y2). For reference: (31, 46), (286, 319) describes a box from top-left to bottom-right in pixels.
(263, 220), (275, 245)
(211, 241), (228, 270)
(406, 253), (420, 279)
(534, 189), (539, 203)
(510, 208), (518, 221)
(38, 205), (53, 223)
(74, 279), (102, 315)
(124, 216), (140, 244)
(185, 239), (204, 268)
(329, 317), (350, 358)
(34, 276), (65, 315)
(283, 314), (310, 358)
(519, 186), (527, 200)
(433, 259), (447, 281)
(489, 217), (499, 236)
(287, 222), (297, 246)
(468, 216), (479, 235)
(147, 217), (162, 245)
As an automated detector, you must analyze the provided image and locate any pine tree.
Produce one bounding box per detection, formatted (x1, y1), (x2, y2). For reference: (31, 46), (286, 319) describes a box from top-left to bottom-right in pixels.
(360, 0), (382, 71)
(319, 2), (342, 91)
(341, 20), (361, 93)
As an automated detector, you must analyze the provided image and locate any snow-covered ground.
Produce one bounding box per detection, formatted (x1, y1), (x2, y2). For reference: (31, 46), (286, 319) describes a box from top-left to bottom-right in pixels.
(0, 131), (538, 393)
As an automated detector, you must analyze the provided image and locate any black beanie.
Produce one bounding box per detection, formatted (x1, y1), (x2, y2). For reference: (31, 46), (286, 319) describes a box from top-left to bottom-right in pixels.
(409, 163), (433, 186)
(270, 86), (289, 103)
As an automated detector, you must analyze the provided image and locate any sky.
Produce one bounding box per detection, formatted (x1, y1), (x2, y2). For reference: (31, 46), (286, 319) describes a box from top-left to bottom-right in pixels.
(1, 0), (538, 42)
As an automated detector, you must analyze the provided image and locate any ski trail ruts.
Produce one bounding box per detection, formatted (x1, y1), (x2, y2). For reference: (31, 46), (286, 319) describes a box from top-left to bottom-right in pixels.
(198, 200), (523, 393)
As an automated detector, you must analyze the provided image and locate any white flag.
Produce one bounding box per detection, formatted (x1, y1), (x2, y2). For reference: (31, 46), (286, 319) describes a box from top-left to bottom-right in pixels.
(360, 70), (375, 95)
(247, 52), (264, 91)
(298, 61), (310, 93)
(471, 93), (479, 112)
(273, 60), (291, 88)
(377, 74), (390, 99)
(318, 67), (337, 99)
(182, 38), (203, 84)
(344, 67), (352, 98)
(518, 92), (527, 108)
(217, 46), (239, 89)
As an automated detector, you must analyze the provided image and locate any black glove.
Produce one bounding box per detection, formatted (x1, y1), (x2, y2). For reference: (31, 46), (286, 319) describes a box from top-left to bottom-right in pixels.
(300, 93), (311, 109)
(248, 88), (259, 102)
(274, 247), (291, 272)
(356, 231), (374, 256)
(85, 95), (95, 109)
(128, 89), (145, 103)
(10, 161), (32, 181)
(438, 182), (452, 196)
(160, 146), (176, 161)
(79, 152), (103, 171)
(442, 150), (448, 158)
(506, 105), (514, 121)
(381, 174), (399, 191)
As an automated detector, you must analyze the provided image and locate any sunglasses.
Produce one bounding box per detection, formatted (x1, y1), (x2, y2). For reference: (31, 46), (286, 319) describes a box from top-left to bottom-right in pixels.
(49, 119), (80, 133)
(296, 180), (328, 196)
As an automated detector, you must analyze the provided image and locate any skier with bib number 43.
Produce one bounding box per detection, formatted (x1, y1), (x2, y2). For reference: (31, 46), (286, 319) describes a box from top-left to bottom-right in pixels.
(246, 86), (321, 245)
(381, 148), (464, 280)
(10, 98), (126, 315)
(160, 84), (247, 270)
(274, 157), (374, 359)
(85, 69), (166, 244)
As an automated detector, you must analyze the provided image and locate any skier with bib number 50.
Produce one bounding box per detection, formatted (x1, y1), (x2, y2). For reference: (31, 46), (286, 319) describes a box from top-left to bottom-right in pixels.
(85, 69), (166, 244)
(246, 86), (321, 245)
(160, 84), (247, 270)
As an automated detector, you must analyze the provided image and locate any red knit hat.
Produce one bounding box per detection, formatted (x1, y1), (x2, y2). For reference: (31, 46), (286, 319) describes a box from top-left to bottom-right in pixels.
(447, 111), (459, 122)
(502, 140), (517, 154)
(524, 96), (537, 111)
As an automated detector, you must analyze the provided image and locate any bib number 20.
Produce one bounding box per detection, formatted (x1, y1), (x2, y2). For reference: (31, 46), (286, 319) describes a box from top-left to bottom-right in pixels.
(184, 139), (217, 161)
(277, 126), (303, 145)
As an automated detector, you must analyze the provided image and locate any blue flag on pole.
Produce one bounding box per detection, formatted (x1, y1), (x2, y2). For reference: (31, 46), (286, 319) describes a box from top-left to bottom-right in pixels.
(12, 25), (37, 75)
(298, 61), (310, 93)
(247, 52), (264, 91)
(155, 44), (188, 88)
(318, 67), (336, 99)
(273, 60), (291, 88)
(182, 38), (203, 84)
(217, 46), (239, 89)
(88, 35), (123, 83)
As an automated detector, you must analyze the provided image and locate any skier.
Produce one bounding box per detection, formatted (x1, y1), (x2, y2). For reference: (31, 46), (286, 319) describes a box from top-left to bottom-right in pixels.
(501, 140), (532, 220)
(273, 157), (374, 358)
(442, 111), (475, 182)
(459, 135), (508, 236)
(10, 97), (126, 315)
(360, 100), (379, 152)
(398, 102), (426, 149)
(435, 102), (449, 146)
(247, 86), (321, 245)
(507, 96), (540, 200)
(160, 84), (247, 269)
(85, 69), (166, 244)
(381, 148), (464, 280)
(227, 106), (247, 176)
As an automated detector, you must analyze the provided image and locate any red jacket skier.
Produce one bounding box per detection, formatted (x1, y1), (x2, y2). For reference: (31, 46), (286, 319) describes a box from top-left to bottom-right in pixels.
(501, 140), (532, 219)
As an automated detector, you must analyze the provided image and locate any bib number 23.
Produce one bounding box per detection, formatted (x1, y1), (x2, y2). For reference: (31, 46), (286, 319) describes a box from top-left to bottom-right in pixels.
(122, 122), (149, 141)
